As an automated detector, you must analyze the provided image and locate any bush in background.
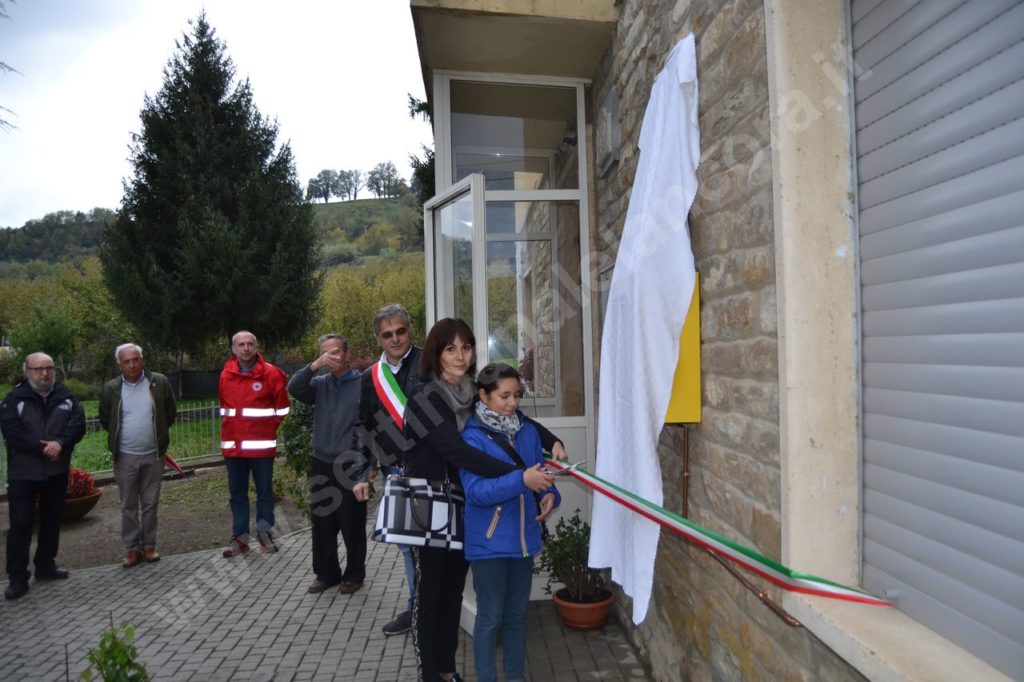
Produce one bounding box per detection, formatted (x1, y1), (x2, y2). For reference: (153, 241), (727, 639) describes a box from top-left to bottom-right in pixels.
(63, 377), (100, 401)
(280, 399), (314, 476)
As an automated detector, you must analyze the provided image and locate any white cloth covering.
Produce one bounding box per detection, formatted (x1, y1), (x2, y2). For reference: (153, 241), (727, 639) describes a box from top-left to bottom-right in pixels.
(589, 34), (700, 624)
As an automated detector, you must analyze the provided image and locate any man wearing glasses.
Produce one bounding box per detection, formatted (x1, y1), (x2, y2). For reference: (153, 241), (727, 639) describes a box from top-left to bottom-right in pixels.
(359, 303), (423, 635)
(0, 352), (86, 600)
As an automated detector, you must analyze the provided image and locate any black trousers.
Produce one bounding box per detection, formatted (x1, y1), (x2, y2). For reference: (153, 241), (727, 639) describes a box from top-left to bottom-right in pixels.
(6, 473), (68, 581)
(309, 457), (367, 584)
(413, 546), (469, 681)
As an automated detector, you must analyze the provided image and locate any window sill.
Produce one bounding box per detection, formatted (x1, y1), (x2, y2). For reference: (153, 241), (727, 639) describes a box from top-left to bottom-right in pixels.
(784, 594), (1011, 681)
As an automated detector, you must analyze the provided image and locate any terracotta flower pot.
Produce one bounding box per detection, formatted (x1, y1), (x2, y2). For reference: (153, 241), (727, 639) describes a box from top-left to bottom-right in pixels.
(552, 588), (614, 631)
(62, 490), (102, 524)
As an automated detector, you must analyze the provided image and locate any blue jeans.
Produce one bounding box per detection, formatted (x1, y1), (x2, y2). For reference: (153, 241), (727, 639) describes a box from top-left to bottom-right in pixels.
(386, 464), (416, 612)
(399, 544), (415, 611)
(471, 556), (533, 682)
(225, 457), (275, 538)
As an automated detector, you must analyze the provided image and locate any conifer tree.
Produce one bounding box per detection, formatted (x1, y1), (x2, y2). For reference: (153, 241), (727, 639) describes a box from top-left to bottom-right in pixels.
(102, 14), (322, 354)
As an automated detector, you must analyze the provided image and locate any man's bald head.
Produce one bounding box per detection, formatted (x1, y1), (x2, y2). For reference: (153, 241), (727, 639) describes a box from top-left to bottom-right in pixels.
(231, 330), (259, 368)
(23, 352), (55, 394)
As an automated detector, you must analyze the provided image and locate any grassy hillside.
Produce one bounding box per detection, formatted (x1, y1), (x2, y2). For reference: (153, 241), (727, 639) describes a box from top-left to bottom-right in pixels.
(312, 197), (405, 233)
(313, 196), (422, 265)
(0, 197), (422, 276)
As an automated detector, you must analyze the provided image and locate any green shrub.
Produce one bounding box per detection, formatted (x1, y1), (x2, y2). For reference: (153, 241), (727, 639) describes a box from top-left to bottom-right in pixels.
(272, 464), (310, 519)
(63, 378), (100, 401)
(280, 399), (314, 476)
(80, 620), (149, 681)
(0, 352), (22, 385)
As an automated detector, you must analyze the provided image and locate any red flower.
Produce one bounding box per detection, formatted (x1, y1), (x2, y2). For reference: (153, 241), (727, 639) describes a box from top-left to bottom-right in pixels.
(67, 467), (97, 498)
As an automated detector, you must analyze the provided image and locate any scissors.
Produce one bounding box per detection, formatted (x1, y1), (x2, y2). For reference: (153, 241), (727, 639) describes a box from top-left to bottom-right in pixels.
(548, 460), (586, 476)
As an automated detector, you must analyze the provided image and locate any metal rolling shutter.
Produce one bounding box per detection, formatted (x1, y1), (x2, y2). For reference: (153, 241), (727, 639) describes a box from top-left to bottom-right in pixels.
(852, 0), (1024, 676)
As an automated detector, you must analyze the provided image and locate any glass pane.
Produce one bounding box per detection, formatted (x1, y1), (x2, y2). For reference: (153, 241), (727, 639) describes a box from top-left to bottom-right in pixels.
(484, 201), (584, 417)
(432, 192), (474, 322)
(485, 201), (556, 237)
(450, 81), (579, 190)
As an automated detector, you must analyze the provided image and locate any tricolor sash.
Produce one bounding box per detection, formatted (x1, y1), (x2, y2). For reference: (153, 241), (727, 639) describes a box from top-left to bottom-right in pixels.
(372, 361), (408, 429)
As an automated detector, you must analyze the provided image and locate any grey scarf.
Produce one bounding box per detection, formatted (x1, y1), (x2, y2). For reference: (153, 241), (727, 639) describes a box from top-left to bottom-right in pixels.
(475, 401), (522, 438)
(433, 376), (476, 431)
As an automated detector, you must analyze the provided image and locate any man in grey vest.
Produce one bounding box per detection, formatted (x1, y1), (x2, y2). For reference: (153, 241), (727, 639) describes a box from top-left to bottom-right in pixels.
(99, 343), (177, 568)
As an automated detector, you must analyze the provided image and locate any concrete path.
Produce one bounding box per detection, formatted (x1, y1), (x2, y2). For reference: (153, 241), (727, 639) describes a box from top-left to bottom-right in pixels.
(0, 528), (650, 681)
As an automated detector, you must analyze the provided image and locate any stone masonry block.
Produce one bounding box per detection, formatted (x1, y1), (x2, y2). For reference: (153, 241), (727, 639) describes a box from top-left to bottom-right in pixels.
(741, 245), (774, 290)
(704, 292), (756, 341)
(759, 287), (778, 334)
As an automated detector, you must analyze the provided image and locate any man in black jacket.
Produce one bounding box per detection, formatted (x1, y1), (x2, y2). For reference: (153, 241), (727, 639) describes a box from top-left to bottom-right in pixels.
(359, 304), (423, 636)
(0, 352), (86, 600)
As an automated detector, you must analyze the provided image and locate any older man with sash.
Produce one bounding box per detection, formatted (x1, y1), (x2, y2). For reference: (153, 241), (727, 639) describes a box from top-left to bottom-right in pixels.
(359, 303), (423, 636)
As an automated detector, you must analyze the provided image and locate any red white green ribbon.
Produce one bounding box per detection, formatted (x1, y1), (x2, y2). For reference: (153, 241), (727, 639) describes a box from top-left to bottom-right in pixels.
(372, 361), (407, 429)
(546, 458), (889, 606)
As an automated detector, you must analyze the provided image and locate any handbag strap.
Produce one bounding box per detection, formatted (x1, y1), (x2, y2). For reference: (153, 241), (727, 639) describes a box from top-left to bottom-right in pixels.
(484, 430), (529, 469)
(392, 475), (457, 534)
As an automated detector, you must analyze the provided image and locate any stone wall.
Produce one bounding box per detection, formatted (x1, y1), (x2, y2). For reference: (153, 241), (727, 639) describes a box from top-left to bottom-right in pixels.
(589, 1), (865, 679)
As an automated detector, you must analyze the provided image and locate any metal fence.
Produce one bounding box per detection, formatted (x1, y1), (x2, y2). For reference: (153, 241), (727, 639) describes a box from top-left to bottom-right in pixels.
(1, 401), (227, 488)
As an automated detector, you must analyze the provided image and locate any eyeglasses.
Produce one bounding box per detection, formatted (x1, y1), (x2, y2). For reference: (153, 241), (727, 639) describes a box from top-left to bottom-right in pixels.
(379, 327), (409, 340)
(26, 366), (55, 373)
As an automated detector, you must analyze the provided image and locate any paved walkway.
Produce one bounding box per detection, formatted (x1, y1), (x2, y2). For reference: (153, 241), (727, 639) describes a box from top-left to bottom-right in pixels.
(0, 527), (650, 681)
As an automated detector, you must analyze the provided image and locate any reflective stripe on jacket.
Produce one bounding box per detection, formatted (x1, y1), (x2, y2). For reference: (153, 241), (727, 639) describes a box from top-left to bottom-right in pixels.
(218, 354), (289, 458)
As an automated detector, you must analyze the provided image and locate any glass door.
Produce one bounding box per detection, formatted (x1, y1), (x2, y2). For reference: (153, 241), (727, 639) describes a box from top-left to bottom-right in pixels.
(424, 174), (485, 328)
(428, 73), (596, 611)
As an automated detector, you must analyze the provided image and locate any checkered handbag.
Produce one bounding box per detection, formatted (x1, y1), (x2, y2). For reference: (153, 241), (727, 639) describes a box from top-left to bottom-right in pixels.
(372, 474), (465, 550)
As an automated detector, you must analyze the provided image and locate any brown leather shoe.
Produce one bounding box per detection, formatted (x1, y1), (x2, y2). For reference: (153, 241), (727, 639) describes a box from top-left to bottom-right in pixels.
(143, 547), (160, 563)
(307, 579), (338, 594)
(123, 550), (142, 568)
(337, 580), (364, 594)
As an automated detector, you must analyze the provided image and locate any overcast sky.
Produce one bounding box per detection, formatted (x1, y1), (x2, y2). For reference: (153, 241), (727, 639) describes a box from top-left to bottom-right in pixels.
(0, 0), (433, 228)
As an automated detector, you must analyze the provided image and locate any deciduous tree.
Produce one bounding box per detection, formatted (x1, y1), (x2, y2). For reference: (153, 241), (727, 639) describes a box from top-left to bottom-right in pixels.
(306, 169), (337, 203)
(334, 169), (365, 201)
(366, 161), (404, 198)
(306, 176), (325, 203)
(102, 14), (322, 355)
(311, 253), (425, 359)
(10, 303), (79, 380)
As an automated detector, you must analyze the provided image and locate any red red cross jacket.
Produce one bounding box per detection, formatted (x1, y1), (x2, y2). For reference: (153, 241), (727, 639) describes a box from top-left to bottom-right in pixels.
(219, 354), (290, 459)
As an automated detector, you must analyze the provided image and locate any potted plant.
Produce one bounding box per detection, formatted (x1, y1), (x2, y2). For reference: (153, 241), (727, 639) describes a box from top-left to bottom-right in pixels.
(63, 467), (102, 523)
(534, 509), (613, 630)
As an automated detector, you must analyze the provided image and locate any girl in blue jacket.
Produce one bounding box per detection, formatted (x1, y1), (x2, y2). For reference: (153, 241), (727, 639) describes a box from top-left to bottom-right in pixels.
(460, 363), (560, 682)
